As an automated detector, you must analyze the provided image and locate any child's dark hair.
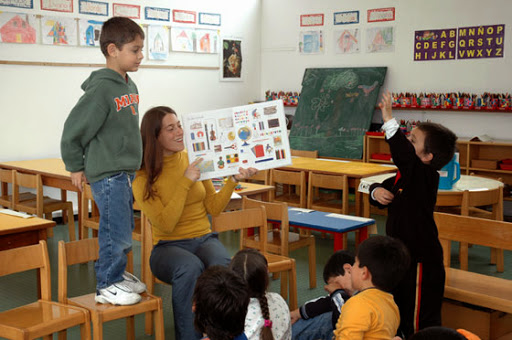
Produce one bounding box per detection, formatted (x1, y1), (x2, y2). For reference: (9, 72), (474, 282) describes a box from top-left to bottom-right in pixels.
(416, 122), (457, 170)
(100, 17), (145, 57)
(323, 250), (355, 284)
(229, 249), (274, 340)
(408, 326), (467, 340)
(193, 266), (249, 340)
(356, 235), (410, 292)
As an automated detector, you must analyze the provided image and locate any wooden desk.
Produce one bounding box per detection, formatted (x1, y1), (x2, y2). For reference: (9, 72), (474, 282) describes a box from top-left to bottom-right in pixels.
(0, 212), (56, 251)
(286, 208), (377, 251)
(224, 182), (275, 211)
(279, 157), (396, 216)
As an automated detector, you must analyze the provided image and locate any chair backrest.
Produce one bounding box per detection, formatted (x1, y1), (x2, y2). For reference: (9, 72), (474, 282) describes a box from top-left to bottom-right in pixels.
(245, 169), (270, 185)
(0, 240), (51, 301)
(269, 169), (306, 207)
(58, 238), (100, 303)
(0, 169), (13, 208)
(242, 196), (289, 255)
(12, 170), (43, 215)
(211, 206), (268, 252)
(291, 149), (318, 158)
(81, 183), (99, 236)
(434, 212), (512, 266)
(307, 172), (348, 213)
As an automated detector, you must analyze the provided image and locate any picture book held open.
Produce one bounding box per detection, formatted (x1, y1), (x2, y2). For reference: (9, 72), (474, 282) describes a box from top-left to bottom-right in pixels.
(183, 100), (292, 181)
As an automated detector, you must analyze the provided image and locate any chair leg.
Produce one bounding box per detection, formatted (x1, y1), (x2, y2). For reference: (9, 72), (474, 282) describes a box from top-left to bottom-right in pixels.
(126, 251), (134, 273)
(495, 248), (504, 273)
(308, 241), (317, 289)
(280, 270), (288, 301)
(46, 212), (54, 238)
(92, 313), (103, 340)
(490, 247), (497, 264)
(154, 299), (165, 340)
(126, 316), (135, 340)
(459, 242), (469, 271)
(79, 318), (92, 340)
(58, 330), (67, 340)
(289, 260), (298, 310)
(145, 311), (154, 336)
(67, 204), (76, 241)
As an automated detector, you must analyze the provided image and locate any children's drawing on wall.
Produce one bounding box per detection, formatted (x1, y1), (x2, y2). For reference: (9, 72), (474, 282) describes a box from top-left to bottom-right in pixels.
(334, 29), (360, 54)
(182, 100), (291, 180)
(148, 25), (169, 60)
(221, 38), (242, 81)
(366, 26), (394, 53)
(42, 16), (77, 46)
(78, 19), (103, 47)
(196, 29), (219, 54)
(170, 26), (195, 52)
(299, 30), (324, 54)
(0, 12), (37, 44)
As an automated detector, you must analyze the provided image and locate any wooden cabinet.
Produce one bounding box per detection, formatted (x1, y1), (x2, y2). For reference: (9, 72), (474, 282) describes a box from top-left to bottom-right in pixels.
(364, 135), (512, 198)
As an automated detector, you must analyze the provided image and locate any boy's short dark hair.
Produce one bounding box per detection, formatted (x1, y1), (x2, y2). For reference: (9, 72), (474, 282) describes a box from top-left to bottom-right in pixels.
(193, 266), (249, 340)
(323, 250), (355, 283)
(357, 235), (410, 292)
(100, 17), (145, 57)
(416, 122), (457, 170)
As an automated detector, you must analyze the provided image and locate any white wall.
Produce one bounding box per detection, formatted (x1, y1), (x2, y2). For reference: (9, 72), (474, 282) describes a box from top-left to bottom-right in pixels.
(260, 0), (512, 140)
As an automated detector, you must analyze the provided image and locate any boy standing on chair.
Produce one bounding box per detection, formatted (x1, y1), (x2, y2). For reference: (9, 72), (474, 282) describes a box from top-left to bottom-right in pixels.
(369, 92), (457, 338)
(61, 17), (145, 306)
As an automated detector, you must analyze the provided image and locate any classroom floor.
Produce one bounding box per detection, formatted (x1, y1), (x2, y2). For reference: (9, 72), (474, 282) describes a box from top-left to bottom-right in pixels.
(0, 213), (510, 340)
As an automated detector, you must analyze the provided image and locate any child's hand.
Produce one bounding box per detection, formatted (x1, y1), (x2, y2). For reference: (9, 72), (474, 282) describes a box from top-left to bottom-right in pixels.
(290, 309), (301, 324)
(233, 167), (258, 181)
(70, 171), (86, 191)
(379, 91), (393, 123)
(185, 158), (203, 182)
(373, 187), (394, 205)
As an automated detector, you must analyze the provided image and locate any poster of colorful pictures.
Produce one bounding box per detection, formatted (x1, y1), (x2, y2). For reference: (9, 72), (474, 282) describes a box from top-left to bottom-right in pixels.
(148, 25), (169, 60)
(196, 29), (218, 54)
(414, 28), (457, 61)
(182, 100), (291, 181)
(0, 12), (37, 44)
(334, 29), (360, 54)
(41, 16), (77, 46)
(78, 19), (102, 47)
(366, 26), (394, 53)
(221, 38), (242, 80)
(299, 30), (324, 54)
(458, 24), (504, 59)
(170, 26), (195, 52)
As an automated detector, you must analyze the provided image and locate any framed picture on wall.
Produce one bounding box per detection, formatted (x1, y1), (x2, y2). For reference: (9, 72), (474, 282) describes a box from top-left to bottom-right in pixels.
(221, 38), (242, 81)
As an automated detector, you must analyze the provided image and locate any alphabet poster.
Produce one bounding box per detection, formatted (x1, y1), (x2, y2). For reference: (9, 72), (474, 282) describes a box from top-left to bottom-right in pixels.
(457, 24), (504, 59)
(183, 100), (292, 181)
(414, 28), (457, 61)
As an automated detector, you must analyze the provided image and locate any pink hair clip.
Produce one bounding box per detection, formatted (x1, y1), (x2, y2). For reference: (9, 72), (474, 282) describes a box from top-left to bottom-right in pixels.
(264, 319), (273, 328)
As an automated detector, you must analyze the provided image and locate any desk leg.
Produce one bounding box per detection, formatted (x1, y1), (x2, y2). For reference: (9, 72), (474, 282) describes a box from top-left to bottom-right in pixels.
(363, 193), (370, 218)
(334, 234), (344, 251)
(354, 179), (362, 216)
(356, 226), (370, 249)
(77, 191), (83, 239)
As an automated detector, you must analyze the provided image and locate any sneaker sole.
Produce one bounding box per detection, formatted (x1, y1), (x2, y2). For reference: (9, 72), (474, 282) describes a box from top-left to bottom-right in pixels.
(95, 294), (141, 305)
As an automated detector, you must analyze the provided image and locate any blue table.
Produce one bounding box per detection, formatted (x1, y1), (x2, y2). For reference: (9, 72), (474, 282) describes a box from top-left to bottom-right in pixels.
(286, 208), (377, 251)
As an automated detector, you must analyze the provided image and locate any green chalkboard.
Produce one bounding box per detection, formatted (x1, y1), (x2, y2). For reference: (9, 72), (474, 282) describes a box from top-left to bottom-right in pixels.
(289, 67), (387, 159)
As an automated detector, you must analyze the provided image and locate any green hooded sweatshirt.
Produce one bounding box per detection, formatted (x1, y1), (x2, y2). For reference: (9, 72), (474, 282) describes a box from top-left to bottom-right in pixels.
(61, 68), (142, 183)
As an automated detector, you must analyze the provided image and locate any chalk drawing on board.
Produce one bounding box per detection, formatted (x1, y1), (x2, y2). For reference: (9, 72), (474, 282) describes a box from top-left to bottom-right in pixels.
(366, 26), (394, 53)
(334, 29), (360, 54)
(0, 12), (37, 44)
(148, 24), (169, 60)
(42, 16), (77, 46)
(78, 19), (102, 47)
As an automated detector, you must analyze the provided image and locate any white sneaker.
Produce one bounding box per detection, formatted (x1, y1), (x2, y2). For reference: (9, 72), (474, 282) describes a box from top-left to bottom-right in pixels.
(95, 283), (141, 305)
(121, 271), (147, 294)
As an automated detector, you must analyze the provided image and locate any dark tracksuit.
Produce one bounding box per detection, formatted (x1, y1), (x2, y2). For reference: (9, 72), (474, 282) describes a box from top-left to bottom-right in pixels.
(369, 129), (445, 339)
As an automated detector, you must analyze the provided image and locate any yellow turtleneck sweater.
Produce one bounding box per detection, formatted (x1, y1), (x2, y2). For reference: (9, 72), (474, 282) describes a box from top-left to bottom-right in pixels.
(132, 151), (237, 244)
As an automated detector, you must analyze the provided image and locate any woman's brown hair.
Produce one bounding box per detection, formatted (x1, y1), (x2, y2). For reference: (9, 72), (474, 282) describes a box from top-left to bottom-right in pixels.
(140, 106), (176, 200)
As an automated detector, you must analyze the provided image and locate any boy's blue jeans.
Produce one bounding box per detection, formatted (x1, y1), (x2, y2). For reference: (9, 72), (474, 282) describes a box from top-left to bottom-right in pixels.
(150, 233), (231, 340)
(292, 312), (333, 340)
(90, 172), (135, 290)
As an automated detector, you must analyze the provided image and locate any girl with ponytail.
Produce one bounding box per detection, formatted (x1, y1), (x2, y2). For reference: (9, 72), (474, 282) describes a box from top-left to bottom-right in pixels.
(230, 249), (291, 340)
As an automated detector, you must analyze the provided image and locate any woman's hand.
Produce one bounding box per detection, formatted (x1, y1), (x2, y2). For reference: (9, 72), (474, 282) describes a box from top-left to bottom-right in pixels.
(185, 158), (203, 182)
(233, 167), (258, 182)
(373, 187), (394, 205)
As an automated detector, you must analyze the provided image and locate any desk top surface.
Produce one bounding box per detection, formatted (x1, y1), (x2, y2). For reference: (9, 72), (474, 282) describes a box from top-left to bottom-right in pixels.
(287, 208), (375, 232)
(280, 157), (396, 178)
(0, 158), (69, 179)
(0, 213), (56, 235)
(235, 182), (274, 195)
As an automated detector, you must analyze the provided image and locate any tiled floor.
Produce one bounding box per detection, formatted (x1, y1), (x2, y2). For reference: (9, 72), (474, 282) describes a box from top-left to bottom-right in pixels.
(0, 213), (510, 339)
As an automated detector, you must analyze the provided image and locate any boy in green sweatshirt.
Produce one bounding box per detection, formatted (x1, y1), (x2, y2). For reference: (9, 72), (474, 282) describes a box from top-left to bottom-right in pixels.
(61, 17), (145, 305)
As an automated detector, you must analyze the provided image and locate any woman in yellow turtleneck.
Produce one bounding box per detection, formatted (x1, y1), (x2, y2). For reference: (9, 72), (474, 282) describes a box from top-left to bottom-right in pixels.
(132, 106), (257, 340)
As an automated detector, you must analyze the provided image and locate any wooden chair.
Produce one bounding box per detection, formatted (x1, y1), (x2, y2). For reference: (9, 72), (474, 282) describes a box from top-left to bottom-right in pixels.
(212, 206), (298, 310)
(269, 169), (307, 208)
(244, 169), (270, 185)
(291, 149), (318, 158)
(0, 169), (36, 209)
(242, 197), (316, 289)
(0, 240), (91, 340)
(12, 170), (76, 241)
(58, 237), (164, 340)
(81, 183), (142, 273)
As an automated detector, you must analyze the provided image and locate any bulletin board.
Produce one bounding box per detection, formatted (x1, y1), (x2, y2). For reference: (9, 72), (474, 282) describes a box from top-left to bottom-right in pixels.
(289, 67), (387, 159)
(183, 100), (292, 180)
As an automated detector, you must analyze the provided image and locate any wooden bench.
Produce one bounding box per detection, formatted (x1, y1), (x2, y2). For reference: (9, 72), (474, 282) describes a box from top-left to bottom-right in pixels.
(434, 212), (512, 340)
